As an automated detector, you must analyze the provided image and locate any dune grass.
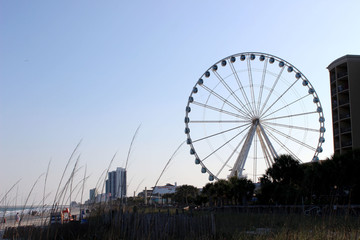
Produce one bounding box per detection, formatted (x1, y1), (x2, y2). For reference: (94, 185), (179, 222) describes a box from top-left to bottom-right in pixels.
(214, 210), (360, 240)
(3, 204), (360, 239)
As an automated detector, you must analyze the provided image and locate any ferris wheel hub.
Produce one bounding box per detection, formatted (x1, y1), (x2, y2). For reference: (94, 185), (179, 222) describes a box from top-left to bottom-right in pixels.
(252, 118), (260, 125)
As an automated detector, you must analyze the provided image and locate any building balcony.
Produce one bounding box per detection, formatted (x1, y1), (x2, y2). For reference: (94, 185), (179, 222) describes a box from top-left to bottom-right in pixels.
(338, 99), (349, 106)
(331, 88), (337, 96)
(342, 141), (352, 147)
(339, 113), (350, 120)
(330, 75), (336, 83)
(330, 70), (336, 82)
(338, 85), (349, 92)
(337, 71), (348, 79)
(340, 127), (351, 134)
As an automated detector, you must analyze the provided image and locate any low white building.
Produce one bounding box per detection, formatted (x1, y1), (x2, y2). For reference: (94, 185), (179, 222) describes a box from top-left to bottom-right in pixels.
(152, 183), (177, 195)
(138, 183), (178, 204)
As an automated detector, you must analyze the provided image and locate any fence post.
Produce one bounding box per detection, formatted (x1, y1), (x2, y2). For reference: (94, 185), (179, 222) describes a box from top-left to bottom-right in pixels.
(211, 212), (216, 237)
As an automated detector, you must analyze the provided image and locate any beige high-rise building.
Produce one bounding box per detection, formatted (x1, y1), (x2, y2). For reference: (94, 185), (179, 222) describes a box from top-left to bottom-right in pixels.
(328, 55), (360, 155)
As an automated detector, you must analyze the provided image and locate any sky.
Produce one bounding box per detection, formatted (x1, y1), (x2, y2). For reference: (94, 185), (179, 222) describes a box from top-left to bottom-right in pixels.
(1, 0), (360, 205)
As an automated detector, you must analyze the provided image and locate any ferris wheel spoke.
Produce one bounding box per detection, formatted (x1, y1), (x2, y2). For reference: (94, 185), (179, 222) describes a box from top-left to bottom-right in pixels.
(262, 124), (316, 151)
(192, 101), (249, 120)
(200, 84), (252, 119)
(256, 59), (268, 116)
(190, 120), (251, 123)
(260, 77), (298, 118)
(247, 57), (256, 114)
(264, 128), (301, 162)
(262, 121), (319, 133)
(259, 66), (285, 115)
(201, 124), (251, 163)
(262, 94), (310, 119)
(192, 122), (251, 143)
(213, 70), (254, 118)
(215, 131), (248, 177)
(262, 111), (318, 122)
(229, 60), (253, 116)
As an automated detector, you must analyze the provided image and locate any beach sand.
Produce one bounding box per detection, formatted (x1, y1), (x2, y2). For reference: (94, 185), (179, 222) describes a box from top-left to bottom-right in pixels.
(0, 215), (49, 239)
(0, 207), (80, 239)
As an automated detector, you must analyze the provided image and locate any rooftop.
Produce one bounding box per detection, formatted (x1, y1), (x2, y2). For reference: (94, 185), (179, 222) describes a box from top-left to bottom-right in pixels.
(327, 55), (360, 70)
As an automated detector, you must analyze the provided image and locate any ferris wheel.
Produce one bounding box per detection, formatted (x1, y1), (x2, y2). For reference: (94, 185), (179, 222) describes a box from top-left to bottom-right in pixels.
(184, 52), (325, 182)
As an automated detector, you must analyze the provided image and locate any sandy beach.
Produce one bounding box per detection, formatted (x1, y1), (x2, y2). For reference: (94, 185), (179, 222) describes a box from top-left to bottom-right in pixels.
(0, 215), (49, 239)
(0, 207), (81, 239)
(1, 215), (49, 228)
(0, 215), (43, 239)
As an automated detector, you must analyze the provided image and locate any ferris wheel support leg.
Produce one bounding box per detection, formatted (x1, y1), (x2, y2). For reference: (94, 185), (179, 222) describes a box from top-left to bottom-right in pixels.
(231, 122), (258, 178)
(256, 127), (273, 169)
(258, 123), (278, 163)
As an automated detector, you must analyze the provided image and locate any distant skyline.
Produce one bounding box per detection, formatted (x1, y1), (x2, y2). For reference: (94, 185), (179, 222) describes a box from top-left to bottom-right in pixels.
(1, 0), (360, 205)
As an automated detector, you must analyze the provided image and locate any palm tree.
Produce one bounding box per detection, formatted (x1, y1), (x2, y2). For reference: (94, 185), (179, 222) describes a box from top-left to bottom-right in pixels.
(213, 179), (230, 206)
(173, 185), (199, 205)
(259, 155), (303, 204)
(228, 176), (255, 205)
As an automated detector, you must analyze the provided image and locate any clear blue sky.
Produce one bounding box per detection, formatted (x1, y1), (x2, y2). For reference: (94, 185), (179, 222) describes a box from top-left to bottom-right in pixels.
(1, 0), (360, 205)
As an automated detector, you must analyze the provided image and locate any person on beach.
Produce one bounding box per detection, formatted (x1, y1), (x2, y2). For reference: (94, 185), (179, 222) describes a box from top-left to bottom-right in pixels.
(16, 213), (20, 223)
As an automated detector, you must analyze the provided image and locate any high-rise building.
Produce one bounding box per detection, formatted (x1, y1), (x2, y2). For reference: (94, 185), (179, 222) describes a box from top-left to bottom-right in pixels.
(105, 167), (127, 199)
(115, 167), (127, 198)
(89, 188), (96, 202)
(105, 179), (110, 195)
(328, 55), (360, 155)
(108, 170), (117, 198)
